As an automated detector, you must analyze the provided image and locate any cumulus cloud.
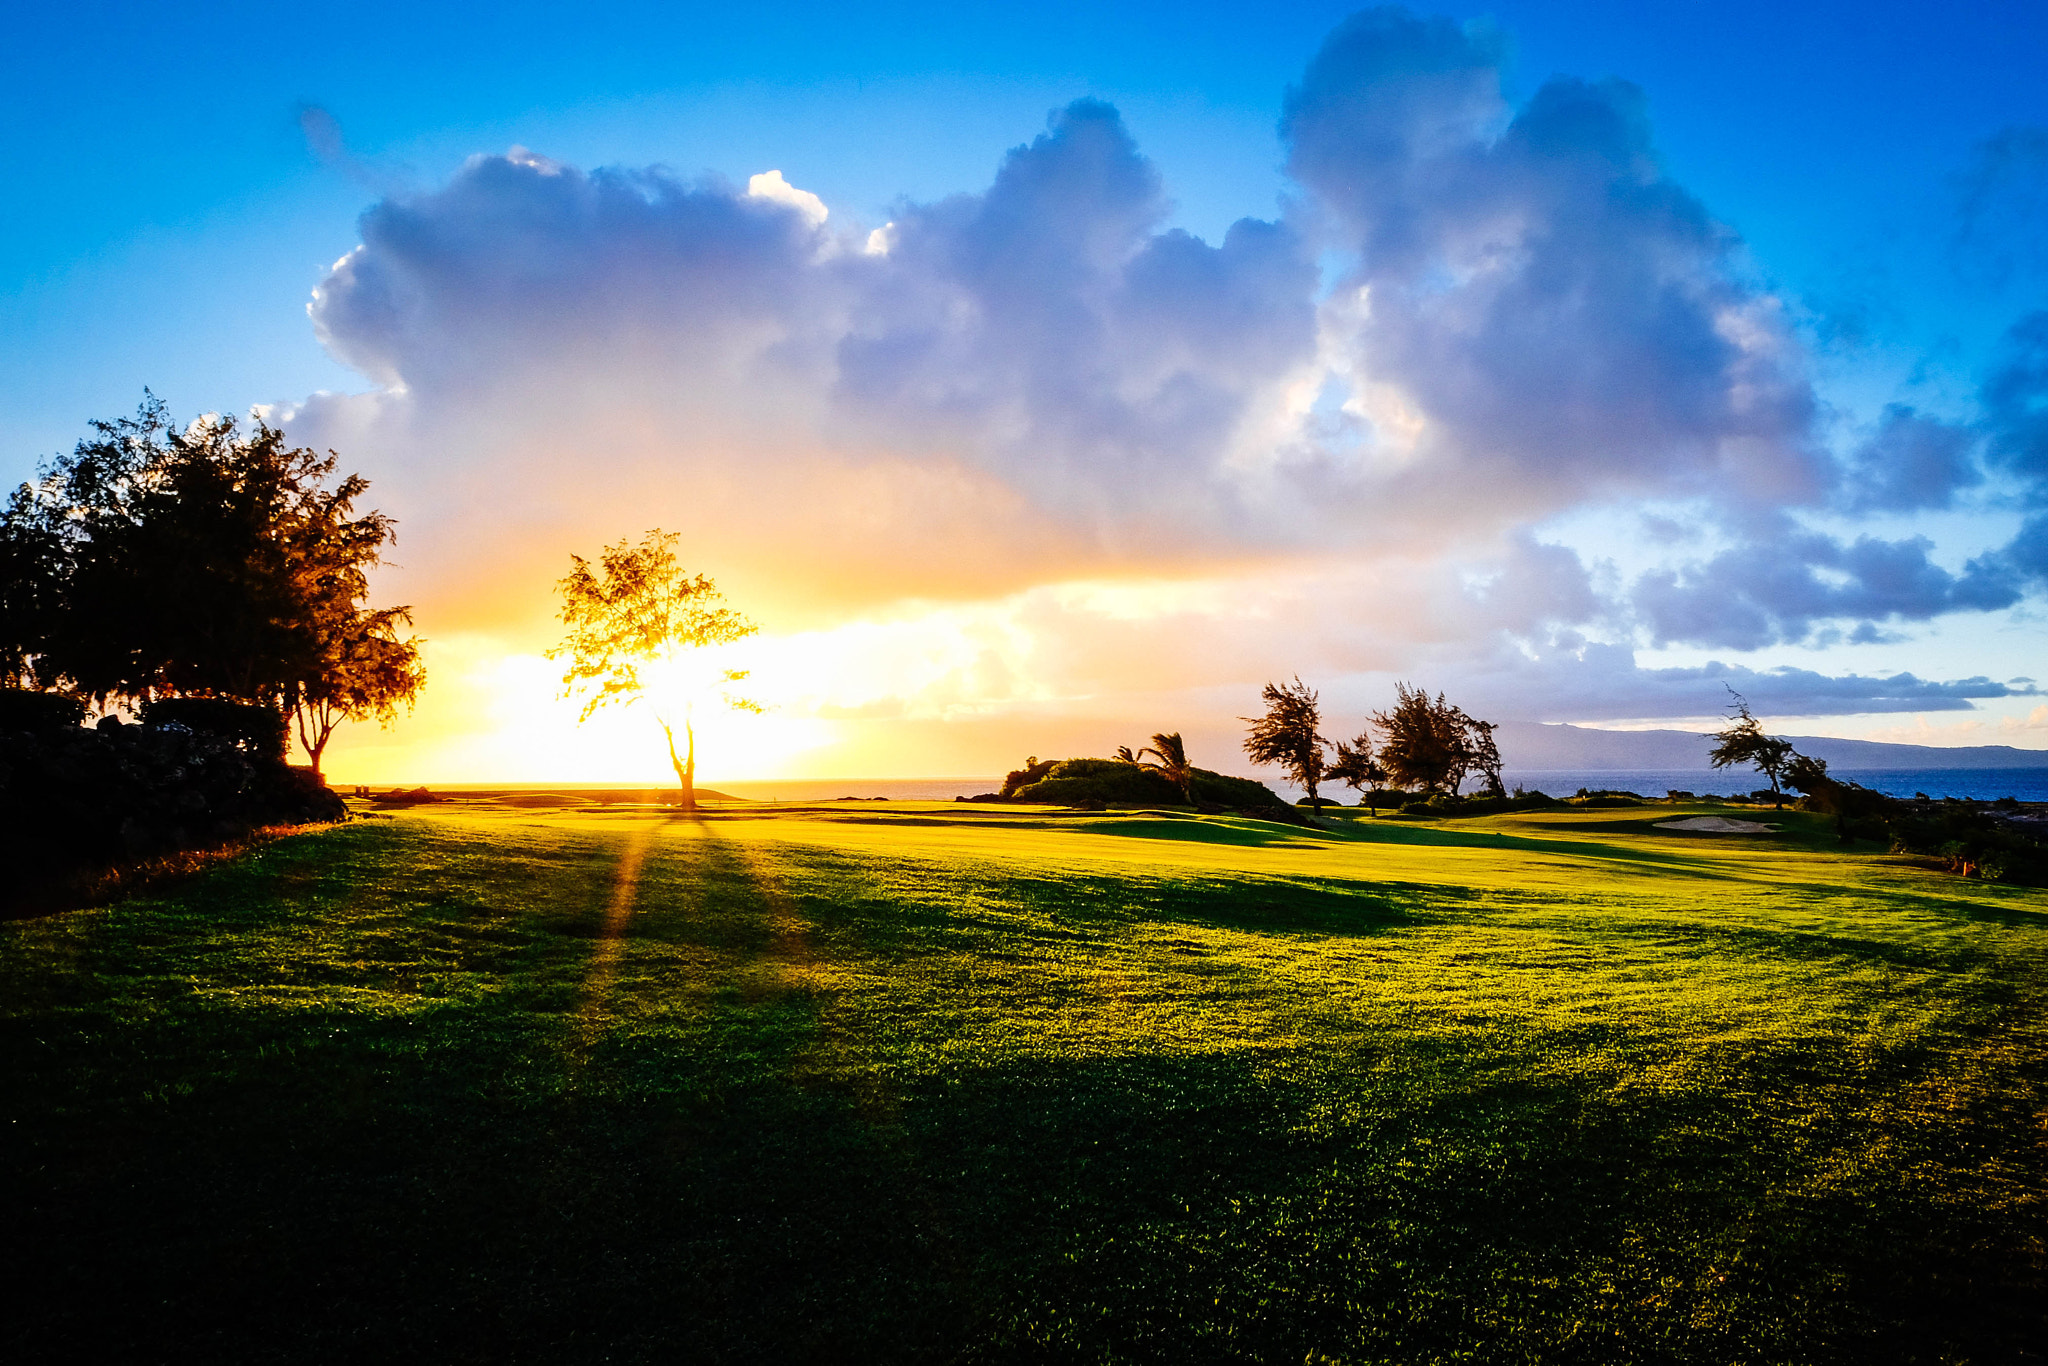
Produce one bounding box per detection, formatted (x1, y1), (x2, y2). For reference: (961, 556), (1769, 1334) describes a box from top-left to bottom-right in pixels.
(1442, 637), (2035, 722)
(1840, 404), (1981, 512)
(1282, 7), (1822, 516)
(1981, 309), (2048, 495)
(1631, 520), (2019, 650)
(278, 5), (2048, 760)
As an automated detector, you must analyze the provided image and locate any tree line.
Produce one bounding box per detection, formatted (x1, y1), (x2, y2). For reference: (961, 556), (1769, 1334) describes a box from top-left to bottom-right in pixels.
(1241, 677), (1504, 811)
(0, 397), (423, 775)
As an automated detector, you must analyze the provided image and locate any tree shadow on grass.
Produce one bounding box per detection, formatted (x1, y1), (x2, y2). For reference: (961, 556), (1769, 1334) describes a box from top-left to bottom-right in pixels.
(7, 1022), (2039, 1365)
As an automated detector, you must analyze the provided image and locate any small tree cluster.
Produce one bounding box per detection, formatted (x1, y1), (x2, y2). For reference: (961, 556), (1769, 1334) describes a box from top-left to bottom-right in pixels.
(0, 396), (423, 776)
(1239, 677), (1504, 812)
(1708, 689), (1797, 807)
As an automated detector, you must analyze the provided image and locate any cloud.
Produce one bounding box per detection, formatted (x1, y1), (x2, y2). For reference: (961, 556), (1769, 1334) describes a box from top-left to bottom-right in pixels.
(1840, 404), (1980, 512)
(1282, 7), (1823, 516)
(1442, 637), (2037, 722)
(1865, 704), (2048, 747)
(746, 169), (829, 227)
(1631, 520), (2020, 650)
(1981, 309), (2048, 496)
(272, 8), (2048, 780)
(1950, 126), (2048, 291)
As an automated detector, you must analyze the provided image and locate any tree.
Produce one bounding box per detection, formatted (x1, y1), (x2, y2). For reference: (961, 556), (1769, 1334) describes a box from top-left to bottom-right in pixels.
(1372, 683), (1474, 795)
(286, 607), (428, 779)
(1708, 689), (1796, 808)
(1469, 719), (1505, 797)
(1242, 676), (1327, 808)
(551, 530), (758, 810)
(1, 396), (421, 770)
(1137, 731), (1196, 802)
(1326, 731), (1389, 813)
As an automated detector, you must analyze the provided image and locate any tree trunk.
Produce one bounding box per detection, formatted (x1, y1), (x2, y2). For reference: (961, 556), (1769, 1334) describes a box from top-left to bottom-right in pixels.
(662, 717), (697, 810)
(295, 704), (335, 781)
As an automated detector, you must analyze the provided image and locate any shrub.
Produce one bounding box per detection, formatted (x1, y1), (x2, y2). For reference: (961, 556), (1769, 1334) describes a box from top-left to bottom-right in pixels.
(0, 689), (87, 733)
(1000, 757), (1060, 798)
(0, 724), (344, 905)
(1011, 759), (1287, 811)
(1394, 790), (1559, 819)
(141, 697), (289, 760)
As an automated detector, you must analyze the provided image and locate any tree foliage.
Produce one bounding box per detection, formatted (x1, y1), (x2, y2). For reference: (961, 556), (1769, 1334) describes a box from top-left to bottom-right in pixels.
(1137, 731), (1196, 801)
(1242, 676), (1327, 807)
(1371, 683), (1479, 795)
(550, 529), (757, 809)
(1708, 689), (1796, 807)
(0, 396), (422, 774)
(1326, 731), (1389, 812)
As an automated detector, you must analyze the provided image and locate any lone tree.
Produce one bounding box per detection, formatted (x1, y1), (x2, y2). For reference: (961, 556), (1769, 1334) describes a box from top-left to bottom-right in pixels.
(1138, 731), (1197, 802)
(0, 395), (423, 773)
(287, 609), (428, 779)
(1326, 730), (1388, 813)
(1243, 676), (1327, 808)
(1708, 688), (1796, 808)
(1372, 683), (1475, 795)
(551, 530), (758, 810)
(1469, 718), (1505, 797)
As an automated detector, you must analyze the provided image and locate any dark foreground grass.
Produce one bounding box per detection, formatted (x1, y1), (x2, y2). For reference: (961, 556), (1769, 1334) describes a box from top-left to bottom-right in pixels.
(3, 800), (2045, 1364)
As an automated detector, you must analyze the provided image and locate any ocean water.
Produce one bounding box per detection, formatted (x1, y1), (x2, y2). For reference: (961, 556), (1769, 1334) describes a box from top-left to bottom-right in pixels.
(1495, 768), (2048, 803)
(677, 770), (2048, 804)
(443, 769), (2048, 805)
(705, 778), (1006, 802)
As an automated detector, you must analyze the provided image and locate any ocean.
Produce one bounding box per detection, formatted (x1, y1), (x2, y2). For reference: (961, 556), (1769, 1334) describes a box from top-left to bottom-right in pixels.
(1494, 768), (2048, 803)
(704, 768), (2048, 804)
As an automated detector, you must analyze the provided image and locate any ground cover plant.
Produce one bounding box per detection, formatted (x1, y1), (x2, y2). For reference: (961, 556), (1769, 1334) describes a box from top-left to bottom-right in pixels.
(4, 797), (2045, 1363)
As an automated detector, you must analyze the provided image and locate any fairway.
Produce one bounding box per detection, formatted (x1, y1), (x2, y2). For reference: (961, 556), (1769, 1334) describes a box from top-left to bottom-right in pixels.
(5, 799), (2045, 1363)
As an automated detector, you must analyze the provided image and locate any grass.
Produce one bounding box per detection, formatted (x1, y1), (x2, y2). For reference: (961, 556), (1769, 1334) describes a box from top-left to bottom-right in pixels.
(3, 797), (2045, 1364)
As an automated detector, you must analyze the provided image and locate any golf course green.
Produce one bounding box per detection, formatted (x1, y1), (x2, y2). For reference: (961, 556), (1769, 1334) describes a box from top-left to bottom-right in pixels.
(4, 797), (2043, 1362)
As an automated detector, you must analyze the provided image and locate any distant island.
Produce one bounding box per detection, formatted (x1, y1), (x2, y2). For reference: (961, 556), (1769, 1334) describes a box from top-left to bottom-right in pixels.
(1499, 722), (2048, 771)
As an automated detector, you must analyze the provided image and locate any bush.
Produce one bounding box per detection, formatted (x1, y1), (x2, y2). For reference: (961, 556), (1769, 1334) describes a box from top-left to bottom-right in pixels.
(1000, 757), (1060, 798)
(0, 724), (344, 903)
(141, 697), (289, 760)
(1190, 771), (1285, 808)
(1011, 759), (1287, 811)
(1394, 790), (1559, 819)
(1014, 759), (1183, 805)
(0, 689), (87, 732)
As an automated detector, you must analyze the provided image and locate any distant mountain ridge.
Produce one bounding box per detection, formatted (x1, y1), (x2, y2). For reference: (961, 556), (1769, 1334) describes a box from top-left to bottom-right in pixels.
(1497, 721), (2048, 771)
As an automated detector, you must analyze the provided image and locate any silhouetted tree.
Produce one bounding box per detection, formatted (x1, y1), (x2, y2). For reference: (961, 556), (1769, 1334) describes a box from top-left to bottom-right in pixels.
(0, 396), (421, 769)
(1114, 744), (1140, 764)
(1138, 731), (1196, 802)
(1708, 688), (1796, 808)
(1326, 731), (1388, 813)
(1469, 719), (1505, 797)
(287, 608), (427, 779)
(1243, 676), (1327, 808)
(1372, 683), (1475, 795)
(551, 530), (758, 810)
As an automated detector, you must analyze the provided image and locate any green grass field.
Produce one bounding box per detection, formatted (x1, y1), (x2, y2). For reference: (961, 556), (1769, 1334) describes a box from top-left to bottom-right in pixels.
(4, 798), (2045, 1363)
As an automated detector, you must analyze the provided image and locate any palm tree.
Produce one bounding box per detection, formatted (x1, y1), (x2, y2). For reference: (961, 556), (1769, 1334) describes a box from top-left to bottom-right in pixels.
(1138, 731), (1196, 803)
(1115, 744), (1140, 764)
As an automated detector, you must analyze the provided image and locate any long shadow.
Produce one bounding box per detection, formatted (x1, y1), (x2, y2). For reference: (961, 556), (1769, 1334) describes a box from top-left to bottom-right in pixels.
(7, 1009), (2039, 1364)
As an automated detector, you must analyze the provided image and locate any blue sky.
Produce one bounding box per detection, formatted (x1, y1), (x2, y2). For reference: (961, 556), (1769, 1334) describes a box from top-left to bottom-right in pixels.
(8, 0), (2044, 457)
(6, 2), (2048, 778)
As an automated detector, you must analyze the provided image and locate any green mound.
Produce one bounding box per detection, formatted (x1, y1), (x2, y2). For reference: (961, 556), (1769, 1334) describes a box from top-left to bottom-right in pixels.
(1011, 757), (1283, 809)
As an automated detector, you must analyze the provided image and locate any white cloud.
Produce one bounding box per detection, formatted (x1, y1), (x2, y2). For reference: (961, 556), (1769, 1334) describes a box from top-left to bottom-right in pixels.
(276, 10), (2048, 774)
(745, 168), (829, 227)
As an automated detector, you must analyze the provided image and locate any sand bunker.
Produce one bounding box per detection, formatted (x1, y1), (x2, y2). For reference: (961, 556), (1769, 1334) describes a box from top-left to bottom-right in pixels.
(1654, 816), (1780, 834)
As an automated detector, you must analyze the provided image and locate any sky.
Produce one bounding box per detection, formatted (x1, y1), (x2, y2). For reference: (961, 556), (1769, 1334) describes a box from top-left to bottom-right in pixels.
(5, 1), (2048, 783)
